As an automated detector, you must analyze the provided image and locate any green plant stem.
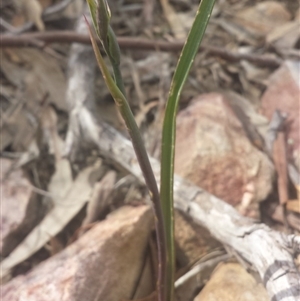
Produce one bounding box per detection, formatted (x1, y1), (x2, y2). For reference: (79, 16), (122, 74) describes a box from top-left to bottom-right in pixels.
(112, 64), (126, 97)
(85, 18), (168, 301)
(160, 1), (216, 300)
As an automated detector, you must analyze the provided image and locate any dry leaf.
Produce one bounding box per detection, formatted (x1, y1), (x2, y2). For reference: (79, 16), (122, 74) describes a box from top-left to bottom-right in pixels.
(1, 105), (98, 279)
(0, 160), (101, 278)
(82, 170), (116, 227)
(267, 21), (300, 49)
(13, 0), (45, 31)
(159, 0), (186, 39)
(233, 1), (291, 36)
(0, 48), (67, 151)
(1, 49), (67, 112)
(0, 159), (32, 251)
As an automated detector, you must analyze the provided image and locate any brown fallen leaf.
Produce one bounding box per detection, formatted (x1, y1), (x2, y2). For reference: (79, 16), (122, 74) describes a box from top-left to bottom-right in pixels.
(0, 106), (101, 278)
(13, 0), (45, 31)
(1, 48), (67, 112)
(81, 170), (117, 229)
(267, 21), (300, 49)
(159, 0), (186, 39)
(0, 160), (101, 279)
(233, 1), (291, 36)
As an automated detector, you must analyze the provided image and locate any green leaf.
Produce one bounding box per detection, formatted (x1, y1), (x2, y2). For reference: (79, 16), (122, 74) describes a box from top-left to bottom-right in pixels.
(97, 0), (111, 49)
(160, 0), (216, 300)
(86, 0), (99, 36)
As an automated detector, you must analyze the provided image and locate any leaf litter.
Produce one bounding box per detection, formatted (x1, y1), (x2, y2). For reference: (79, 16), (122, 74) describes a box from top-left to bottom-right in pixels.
(0, 0), (299, 300)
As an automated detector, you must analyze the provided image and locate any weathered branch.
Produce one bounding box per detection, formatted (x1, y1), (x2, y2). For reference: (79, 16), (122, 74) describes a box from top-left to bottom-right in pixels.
(0, 31), (282, 68)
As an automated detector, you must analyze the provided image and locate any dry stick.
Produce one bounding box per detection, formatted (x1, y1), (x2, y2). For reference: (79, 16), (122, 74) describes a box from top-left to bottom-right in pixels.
(0, 31), (282, 67)
(273, 131), (289, 206)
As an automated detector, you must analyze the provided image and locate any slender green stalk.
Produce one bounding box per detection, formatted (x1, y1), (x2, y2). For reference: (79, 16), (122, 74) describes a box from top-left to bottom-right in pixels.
(87, 0), (215, 299)
(84, 15), (168, 301)
(111, 63), (126, 97)
(160, 1), (216, 300)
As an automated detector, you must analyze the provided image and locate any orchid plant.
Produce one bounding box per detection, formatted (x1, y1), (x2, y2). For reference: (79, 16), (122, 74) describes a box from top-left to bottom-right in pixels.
(85, 1), (215, 300)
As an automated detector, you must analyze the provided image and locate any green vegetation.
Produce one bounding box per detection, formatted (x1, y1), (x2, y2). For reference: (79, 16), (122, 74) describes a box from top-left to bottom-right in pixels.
(86, 0), (215, 300)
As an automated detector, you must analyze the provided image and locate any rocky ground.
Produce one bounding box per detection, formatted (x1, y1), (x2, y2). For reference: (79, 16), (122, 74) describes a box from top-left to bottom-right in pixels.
(0, 0), (299, 300)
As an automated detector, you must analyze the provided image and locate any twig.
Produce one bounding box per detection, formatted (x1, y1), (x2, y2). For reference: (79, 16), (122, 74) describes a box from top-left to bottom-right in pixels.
(273, 131), (289, 206)
(0, 31), (282, 67)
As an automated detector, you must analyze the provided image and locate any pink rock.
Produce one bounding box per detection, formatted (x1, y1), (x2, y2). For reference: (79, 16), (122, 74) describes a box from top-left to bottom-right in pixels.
(2, 205), (153, 301)
(194, 263), (269, 301)
(175, 93), (274, 215)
